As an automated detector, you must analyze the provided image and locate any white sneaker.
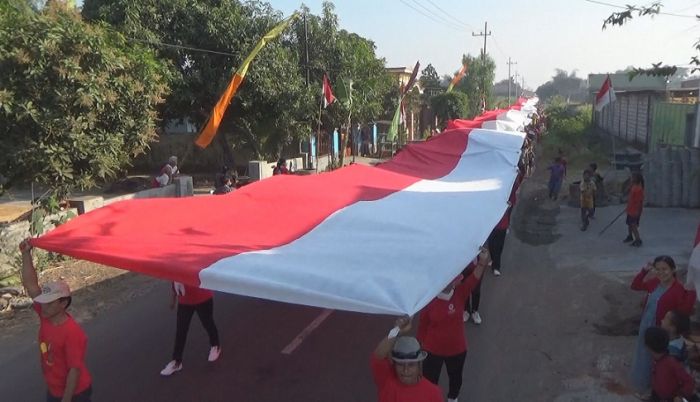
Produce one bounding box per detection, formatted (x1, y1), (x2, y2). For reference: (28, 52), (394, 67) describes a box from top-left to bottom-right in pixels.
(208, 346), (221, 362)
(471, 311), (482, 325)
(463, 311), (470, 323)
(493, 269), (501, 277)
(160, 360), (182, 376)
(447, 398), (459, 402)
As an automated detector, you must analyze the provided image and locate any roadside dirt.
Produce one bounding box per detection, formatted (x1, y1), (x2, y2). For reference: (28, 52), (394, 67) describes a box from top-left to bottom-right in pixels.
(0, 259), (158, 339)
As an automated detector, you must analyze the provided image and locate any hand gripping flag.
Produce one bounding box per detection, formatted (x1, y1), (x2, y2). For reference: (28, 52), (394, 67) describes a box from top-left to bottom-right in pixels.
(194, 13), (298, 148)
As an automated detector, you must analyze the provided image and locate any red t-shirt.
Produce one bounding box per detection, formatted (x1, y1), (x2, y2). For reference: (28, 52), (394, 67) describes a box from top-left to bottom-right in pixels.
(370, 355), (442, 402)
(33, 304), (92, 398)
(651, 354), (694, 399)
(174, 283), (213, 305)
(417, 273), (480, 356)
(626, 184), (644, 216)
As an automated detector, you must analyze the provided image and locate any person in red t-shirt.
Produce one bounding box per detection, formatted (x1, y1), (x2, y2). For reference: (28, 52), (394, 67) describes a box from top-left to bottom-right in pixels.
(19, 240), (93, 402)
(417, 248), (490, 402)
(625, 173), (645, 247)
(371, 316), (442, 402)
(644, 326), (695, 401)
(160, 282), (221, 376)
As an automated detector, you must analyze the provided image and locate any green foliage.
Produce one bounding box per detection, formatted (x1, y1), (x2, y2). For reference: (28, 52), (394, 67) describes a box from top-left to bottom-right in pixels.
(83, 0), (392, 160)
(29, 194), (76, 236)
(602, 2), (661, 29)
(544, 103), (592, 152)
(0, 3), (169, 195)
(536, 69), (587, 104)
(419, 63), (441, 90)
(452, 53), (496, 117)
(430, 91), (469, 125)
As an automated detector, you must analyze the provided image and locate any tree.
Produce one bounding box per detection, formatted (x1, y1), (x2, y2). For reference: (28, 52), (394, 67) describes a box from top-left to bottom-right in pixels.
(601, 2), (698, 77)
(0, 2), (169, 195)
(430, 91), (469, 125)
(83, 0), (311, 160)
(419, 63), (441, 90)
(290, 2), (393, 166)
(452, 53), (496, 117)
(535, 69), (587, 104)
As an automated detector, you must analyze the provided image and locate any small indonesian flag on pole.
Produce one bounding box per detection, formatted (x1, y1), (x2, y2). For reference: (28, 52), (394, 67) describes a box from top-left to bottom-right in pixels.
(322, 74), (336, 108)
(595, 75), (616, 111)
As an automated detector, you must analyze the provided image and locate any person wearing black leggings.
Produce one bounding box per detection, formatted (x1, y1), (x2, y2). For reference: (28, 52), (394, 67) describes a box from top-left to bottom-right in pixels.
(160, 283), (221, 376)
(418, 248), (490, 402)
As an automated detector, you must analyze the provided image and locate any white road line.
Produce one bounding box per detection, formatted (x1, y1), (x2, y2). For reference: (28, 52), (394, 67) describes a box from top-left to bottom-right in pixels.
(281, 309), (334, 355)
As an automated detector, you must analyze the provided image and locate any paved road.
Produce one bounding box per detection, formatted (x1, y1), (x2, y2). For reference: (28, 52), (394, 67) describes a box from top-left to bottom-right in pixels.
(2, 178), (698, 401)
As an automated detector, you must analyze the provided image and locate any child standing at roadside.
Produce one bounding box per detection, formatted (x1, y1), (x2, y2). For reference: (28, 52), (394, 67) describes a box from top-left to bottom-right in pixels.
(547, 157), (565, 201)
(625, 173), (645, 247)
(579, 170), (596, 231)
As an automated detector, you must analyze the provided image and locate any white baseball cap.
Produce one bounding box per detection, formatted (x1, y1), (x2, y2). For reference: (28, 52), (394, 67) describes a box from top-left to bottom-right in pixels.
(33, 281), (71, 303)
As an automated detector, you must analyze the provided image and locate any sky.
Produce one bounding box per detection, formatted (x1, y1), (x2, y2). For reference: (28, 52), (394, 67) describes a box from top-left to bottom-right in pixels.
(265, 0), (700, 89)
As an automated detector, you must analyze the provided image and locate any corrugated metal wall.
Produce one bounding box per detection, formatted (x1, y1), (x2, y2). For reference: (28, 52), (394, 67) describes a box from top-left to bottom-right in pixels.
(595, 92), (655, 149)
(650, 102), (696, 148)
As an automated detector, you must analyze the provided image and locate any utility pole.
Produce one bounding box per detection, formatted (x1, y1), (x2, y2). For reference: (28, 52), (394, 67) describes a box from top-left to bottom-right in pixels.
(303, 13), (310, 87)
(513, 72), (520, 96)
(472, 22), (492, 111)
(472, 22), (491, 61)
(507, 58), (517, 104)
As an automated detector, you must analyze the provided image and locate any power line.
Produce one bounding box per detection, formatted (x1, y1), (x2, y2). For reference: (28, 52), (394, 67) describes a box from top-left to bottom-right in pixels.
(398, 0), (469, 32)
(582, 0), (698, 18)
(424, 0), (475, 31)
(127, 37), (238, 57)
(409, 0), (471, 32)
(490, 36), (508, 60)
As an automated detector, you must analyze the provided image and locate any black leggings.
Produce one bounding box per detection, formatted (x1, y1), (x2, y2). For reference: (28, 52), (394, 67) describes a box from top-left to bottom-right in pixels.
(461, 266), (482, 313)
(487, 228), (507, 271)
(422, 351), (467, 399)
(173, 298), (219, 362)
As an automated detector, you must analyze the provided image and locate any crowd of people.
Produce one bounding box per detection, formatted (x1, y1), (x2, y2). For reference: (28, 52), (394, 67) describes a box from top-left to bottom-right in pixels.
(24, 109), (700, 402)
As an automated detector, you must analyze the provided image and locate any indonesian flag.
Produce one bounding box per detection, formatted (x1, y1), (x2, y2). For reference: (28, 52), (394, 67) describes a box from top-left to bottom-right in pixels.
(30, 124), (525, 316)
(322, 74), (336, 108)
(595, 75), (616, 111)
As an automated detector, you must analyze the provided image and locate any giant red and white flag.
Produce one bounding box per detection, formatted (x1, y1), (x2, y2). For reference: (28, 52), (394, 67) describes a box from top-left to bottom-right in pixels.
(322, 74), (336, 108)
(31, 104), (530, 316)
(595, 75), (616, 111)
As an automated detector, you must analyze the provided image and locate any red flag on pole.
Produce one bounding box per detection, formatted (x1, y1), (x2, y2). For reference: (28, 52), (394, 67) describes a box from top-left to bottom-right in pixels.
(322, 74), (336, 108)
(595, 75), (616, 111)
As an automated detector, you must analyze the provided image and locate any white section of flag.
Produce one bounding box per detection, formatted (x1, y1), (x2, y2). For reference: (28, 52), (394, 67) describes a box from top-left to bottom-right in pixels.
(595, 76), (616, 111)
(198, 129), (524, 316)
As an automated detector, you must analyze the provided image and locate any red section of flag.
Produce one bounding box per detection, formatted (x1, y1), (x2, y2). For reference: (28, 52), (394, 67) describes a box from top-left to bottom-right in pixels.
(31, 130), (472, 286)
(322, 74), (336, 108)
(595, 75), (616, 111)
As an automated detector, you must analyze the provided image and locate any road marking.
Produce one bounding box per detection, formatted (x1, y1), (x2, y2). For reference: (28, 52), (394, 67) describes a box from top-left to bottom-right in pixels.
(281, 309), (334, 355)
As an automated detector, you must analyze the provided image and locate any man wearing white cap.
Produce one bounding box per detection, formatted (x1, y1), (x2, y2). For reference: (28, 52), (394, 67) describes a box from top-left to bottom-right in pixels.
(20, 239), (93, 402)
(371, 316), (442, 402)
